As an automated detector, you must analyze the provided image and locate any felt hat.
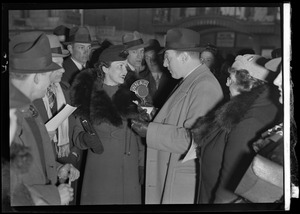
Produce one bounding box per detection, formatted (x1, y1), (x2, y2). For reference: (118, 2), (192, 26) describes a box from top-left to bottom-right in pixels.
(159, 28), (204, 53)
(98, 44), (127, 62)
(144, 39), (163, 53)
(231, 54), (270, 81)
(9, 31), (62, 73)
(46, 34), (70, 57)
(122, 31), (148, 51)
(265, 57), (282, 72)
(53, 25), (70, 37)
(64, 26), (93, 45)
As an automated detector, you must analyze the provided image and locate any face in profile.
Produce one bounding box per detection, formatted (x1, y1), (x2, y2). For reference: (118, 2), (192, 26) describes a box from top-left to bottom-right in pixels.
(163, 50), (182, 79)
(226, 73), (240, 97)
(50, 57), (65, 84)
(103, 61), (128, 86)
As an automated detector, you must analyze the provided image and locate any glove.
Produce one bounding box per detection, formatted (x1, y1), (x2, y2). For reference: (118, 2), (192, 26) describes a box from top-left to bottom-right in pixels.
(80, 132), (104, 154)
(131, 119), (149, 138)
(137, 104), (157, 122)
(138, 166), (145, 185)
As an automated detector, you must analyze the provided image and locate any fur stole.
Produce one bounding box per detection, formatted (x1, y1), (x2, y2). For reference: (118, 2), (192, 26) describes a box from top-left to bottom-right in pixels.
(70, 68), (140, 127)
(191, 84), (269, 148)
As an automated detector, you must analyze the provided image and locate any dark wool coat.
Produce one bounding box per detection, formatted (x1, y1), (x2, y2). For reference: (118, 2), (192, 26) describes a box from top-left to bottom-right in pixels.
(70, 68), (145, 205)
(62, 56), (81, 85)
(191, 84), (279, 204)
(10, 83), (61, 205)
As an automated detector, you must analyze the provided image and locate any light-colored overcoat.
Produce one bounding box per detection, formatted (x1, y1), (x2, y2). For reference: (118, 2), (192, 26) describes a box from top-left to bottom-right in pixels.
(145, 64), (223, 204)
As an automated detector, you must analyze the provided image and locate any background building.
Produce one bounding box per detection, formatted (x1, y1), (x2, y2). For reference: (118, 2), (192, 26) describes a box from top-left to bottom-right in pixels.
(7, 5), (281, 59)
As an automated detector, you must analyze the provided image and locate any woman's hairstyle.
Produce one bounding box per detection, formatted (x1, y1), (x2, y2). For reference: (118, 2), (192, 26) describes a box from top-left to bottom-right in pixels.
(94, 61), (112, 81)
(228, 68), (265, 93)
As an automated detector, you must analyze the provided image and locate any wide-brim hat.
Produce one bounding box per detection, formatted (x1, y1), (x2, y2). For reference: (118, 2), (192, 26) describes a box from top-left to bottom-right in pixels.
(265, 57), (282, 72)
(122, 31), (148, 51)
(98, 44), (127, 62)
(159, 28), (205, 54)
(64, 26), (93, 45)
(9, 31), (62, 73)
(231, 54), (270, 81)
(144, 39), (164, 53)
(46, 34), (70, 57)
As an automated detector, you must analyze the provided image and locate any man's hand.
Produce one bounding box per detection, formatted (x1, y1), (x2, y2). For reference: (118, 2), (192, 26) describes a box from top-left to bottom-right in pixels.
(131, 119), (149, 138)
(57, 164), (80, 184)
(58, 183), (74, 205)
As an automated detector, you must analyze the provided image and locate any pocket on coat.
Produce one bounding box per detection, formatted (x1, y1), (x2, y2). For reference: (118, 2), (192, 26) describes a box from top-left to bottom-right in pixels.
(170, 168), (196, 204)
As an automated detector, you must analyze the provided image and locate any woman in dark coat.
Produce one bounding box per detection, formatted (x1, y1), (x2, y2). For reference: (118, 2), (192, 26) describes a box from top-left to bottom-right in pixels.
(191, 54), (279, 203)
(70, 44), (145, 205)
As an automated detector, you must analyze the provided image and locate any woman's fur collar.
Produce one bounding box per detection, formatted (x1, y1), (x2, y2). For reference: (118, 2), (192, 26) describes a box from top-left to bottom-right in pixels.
(191, 84), (269, 146)
(70, 68), (140, 127)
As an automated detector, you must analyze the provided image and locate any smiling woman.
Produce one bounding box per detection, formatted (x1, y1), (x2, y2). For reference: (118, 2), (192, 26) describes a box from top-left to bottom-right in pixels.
(69, 44), (147, 205)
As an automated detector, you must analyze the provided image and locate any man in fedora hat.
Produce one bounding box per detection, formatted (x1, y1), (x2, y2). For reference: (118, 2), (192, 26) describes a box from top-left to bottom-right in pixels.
(62, 26), (93, 85)
(131, 28), (224, 204)
(9, 31), (74, 205)
(34, 34), (103, 205)
(122, 31), (161, 107)
(144, 38), (179, 109)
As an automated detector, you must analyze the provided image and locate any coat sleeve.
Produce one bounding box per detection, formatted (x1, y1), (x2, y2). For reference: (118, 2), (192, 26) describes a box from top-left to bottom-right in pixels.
(146, 78), (223, 154)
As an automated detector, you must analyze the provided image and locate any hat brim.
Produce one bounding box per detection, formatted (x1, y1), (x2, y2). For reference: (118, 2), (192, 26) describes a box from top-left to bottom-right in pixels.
(126, 43), (149, 51)
(52, 49), (70, 58)
(158, 46), (205, 54)
(63, 40), (94, 45)
(10, 62), (62, 73)
(265, 57), (282, 72)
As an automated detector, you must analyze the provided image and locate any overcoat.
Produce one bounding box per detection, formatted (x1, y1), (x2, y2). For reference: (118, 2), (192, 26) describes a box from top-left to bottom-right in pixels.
(70, 68), (145, 204)
(62, 56), (81, 85)
(10, 83), (61, 205)
(145, 64), (223, 204)
(33, 81), (84, 205)
(191, 85), (279, 203)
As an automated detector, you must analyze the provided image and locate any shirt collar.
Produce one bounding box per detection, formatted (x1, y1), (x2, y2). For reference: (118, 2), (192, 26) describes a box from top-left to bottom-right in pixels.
(183, 63), (202, 79)
(71, 57), (85, 70)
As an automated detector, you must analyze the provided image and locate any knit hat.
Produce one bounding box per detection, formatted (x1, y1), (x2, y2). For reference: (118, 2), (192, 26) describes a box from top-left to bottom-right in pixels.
(231, 54), (270, 81)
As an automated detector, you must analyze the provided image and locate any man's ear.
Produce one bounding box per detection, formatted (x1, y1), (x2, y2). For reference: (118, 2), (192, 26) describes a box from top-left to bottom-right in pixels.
(180, 52), (189, 63)
(67, 44), (73, 54)
(33, 73), (39, 84)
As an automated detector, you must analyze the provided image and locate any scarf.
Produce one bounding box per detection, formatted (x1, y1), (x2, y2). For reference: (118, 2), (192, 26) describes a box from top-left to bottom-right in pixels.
(42, 83), (70, 158)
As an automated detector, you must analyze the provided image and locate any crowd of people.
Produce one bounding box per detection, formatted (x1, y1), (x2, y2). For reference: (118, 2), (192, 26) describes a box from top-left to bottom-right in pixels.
(4, 23), (298, 211)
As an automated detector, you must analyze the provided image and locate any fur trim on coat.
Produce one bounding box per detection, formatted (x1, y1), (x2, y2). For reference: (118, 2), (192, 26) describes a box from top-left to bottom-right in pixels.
(70, 68), (140, 127)
(191, 84), (269, 151)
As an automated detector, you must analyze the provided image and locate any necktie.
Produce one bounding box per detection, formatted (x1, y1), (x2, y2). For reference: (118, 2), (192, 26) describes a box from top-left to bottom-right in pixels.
(47, 86), (56, 114)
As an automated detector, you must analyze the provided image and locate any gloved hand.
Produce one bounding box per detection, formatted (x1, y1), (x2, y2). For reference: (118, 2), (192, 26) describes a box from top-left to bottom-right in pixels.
(137, 104), (157, 122)
(80, 132), (104, 154)
(131, 119), (149, 138)
(138, 166), (145, 185)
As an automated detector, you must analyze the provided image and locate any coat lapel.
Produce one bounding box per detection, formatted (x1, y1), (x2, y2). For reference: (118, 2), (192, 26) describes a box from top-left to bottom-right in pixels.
(155, 66), (205, 121)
